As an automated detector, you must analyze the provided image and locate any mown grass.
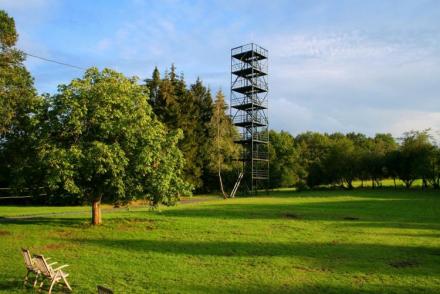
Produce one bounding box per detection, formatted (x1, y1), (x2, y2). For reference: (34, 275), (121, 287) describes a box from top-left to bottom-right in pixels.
(0, 189), (439, 293)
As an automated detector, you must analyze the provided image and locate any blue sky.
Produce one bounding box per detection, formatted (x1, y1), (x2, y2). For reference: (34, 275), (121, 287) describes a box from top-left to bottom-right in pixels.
(2, 0), (440, 138)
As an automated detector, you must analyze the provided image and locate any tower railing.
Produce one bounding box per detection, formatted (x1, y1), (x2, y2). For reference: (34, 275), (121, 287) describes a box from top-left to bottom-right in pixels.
(233, 113), (268, 126)
(240, 151), (269, 160)
(231, 95), (268, 109)
(235, 131), (269, 142)
(252, 169), (269, 178)
(231, 61), (267, 75)
(232, 78), (268, 91)
(231, 43), (268, 58)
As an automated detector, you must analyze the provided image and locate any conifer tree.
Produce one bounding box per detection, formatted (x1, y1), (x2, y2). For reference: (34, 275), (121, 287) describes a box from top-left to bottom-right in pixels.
(207, 91), (240, 197)
(185, 79), (213, 190)
(146, 66), (161, 107)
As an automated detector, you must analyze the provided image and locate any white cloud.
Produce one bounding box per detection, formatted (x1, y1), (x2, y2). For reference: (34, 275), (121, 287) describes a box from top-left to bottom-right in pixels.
(259, 30), (440, 136)
(388, 111), (440, 137)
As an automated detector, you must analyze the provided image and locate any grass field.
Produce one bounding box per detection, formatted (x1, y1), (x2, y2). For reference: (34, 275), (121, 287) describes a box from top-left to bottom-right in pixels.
(0, 189), (439, 293)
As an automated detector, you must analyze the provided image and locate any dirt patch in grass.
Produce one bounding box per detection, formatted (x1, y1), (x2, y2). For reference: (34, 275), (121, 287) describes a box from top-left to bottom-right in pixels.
(389, 259), (419, 268)
(41, 243), (69, 251)
(116, 218), (156, 231)
(343, 216), (360, 221)
(282, 213), (301, 219)
(352, 274), (369, 286)
(0, 229), (11, 236)
(54, 230), (73, 239)
(292, 265), (332, 273)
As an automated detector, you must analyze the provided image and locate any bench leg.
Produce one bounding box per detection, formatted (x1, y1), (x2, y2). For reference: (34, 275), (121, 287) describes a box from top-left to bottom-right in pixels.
(33, 273), (40, 288)
(62, 275), (72, 291)
(23, 270), (30, 286)
(48, 278), (57, 294)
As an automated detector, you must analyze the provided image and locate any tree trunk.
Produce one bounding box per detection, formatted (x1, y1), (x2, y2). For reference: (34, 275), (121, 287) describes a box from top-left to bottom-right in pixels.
(393, 178), (397, 189)
(347, 179), (353, 190)
(218, 170), (228, 199)
(92, 196), (102, 225)
(376, 179), (381, 188)
(216, 101), (228, 200)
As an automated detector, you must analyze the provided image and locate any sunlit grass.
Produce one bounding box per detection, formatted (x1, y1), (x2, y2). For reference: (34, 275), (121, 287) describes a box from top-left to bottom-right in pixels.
(1, 189), (439, 293)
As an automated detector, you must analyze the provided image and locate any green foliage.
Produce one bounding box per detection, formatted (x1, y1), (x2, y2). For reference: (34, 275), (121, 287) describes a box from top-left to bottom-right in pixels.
(40, 68), (190, 208)
(207, 91), (239, 173)
(204, 91), (240, 195)
(0, 10), (17, 48)
(0, 10), (38, 135)
(324, 134), (357, 188)
(268, 130), (299, 188)
(393, 130), (436, 188)
(146, 67), (237, 192)
(269, 129), (439, 190)
(146, 67), (201, 187)
(0, 10), (42, 191)
(295, 132), (331, 188)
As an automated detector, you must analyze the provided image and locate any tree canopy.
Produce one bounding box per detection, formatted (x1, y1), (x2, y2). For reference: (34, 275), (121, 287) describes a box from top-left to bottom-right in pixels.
(0, 10), (43, 191)
(39, 68), (190, 224)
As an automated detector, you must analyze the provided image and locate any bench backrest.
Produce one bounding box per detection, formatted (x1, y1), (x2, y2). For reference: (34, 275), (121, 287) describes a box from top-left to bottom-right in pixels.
(33, 254), (54, 277)
(21, 248), (34, 270)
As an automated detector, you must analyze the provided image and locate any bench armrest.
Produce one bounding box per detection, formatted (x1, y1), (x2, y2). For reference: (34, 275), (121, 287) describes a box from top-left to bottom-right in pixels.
(54, 264), (69, 271)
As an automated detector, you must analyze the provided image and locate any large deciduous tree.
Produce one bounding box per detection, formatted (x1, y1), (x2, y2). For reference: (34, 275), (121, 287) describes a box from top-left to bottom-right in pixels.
(269, 130), (300, 188)
(396, 130), (434, 189)
(0, 10), (38, 135)
(40, 68), (191, 225)
(0, 10), (43, 190)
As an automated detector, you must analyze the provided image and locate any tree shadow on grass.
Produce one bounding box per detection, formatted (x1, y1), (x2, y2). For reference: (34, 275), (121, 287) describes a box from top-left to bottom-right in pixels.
(182, 282), (440, 294)
(162, 198), (440, 227)
(0, 216), (89, 228)
(70, 237), (440, 272)
(339, 221), (440, 232)
(0, 277), (28, 293)
(266, 188), (439, 199)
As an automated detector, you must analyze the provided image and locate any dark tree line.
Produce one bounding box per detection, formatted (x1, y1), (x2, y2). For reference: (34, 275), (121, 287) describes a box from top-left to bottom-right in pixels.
(144, 65), (239, 193)
(269, 129), (440, 190)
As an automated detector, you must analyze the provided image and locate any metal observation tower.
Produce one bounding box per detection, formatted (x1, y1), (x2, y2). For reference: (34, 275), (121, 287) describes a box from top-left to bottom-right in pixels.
(230, 43), (269, 194)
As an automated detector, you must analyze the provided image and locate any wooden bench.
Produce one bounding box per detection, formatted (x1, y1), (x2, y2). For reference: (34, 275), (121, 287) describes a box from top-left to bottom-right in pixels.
(33, 254), (72, 294)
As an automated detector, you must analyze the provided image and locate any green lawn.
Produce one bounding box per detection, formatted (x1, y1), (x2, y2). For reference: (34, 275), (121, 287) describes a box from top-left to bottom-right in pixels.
(1, 189), (439, 293)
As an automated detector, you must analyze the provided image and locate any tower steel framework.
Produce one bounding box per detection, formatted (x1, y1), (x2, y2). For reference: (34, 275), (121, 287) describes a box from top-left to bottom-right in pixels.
(230, 43), (269, 193)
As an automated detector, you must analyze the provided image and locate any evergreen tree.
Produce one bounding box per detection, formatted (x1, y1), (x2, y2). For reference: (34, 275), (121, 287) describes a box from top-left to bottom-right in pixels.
(146, 67), (216, 190)
(146, 66), (161, 107)
(206, 90), (240, 196)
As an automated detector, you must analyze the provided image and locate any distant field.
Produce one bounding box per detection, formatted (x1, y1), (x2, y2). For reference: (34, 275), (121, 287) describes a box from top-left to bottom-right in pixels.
(352, 179), (424, 188)
(1, 189), (439, 293)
